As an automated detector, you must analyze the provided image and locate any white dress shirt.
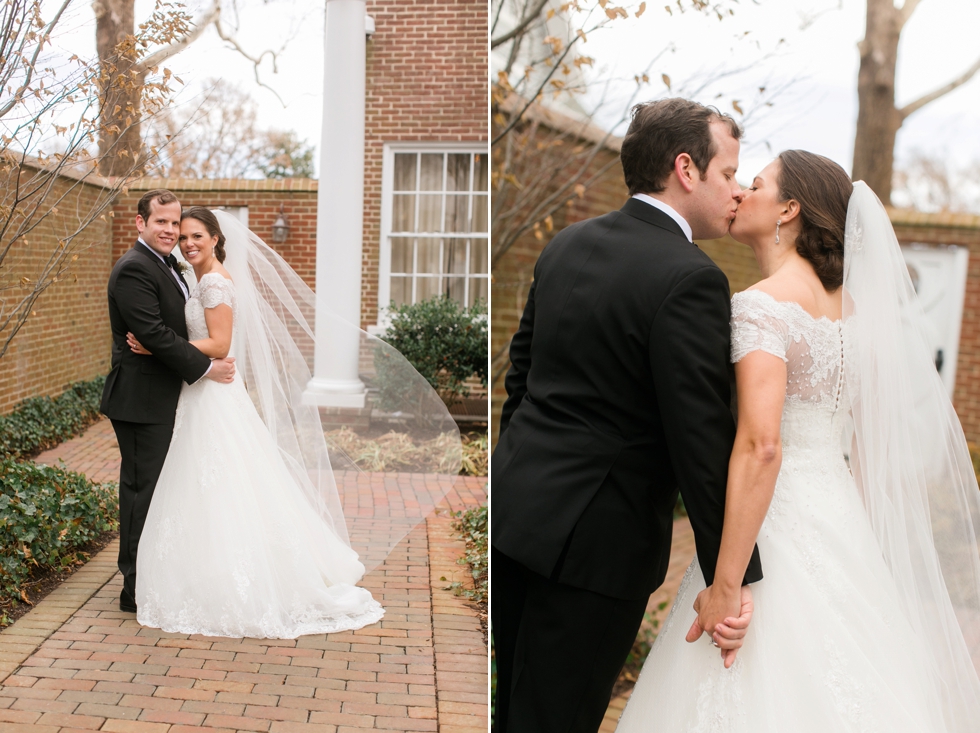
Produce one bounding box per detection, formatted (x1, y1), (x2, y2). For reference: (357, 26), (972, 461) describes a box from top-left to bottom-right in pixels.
(631, 194), (693, 243)
(138, 238), (189, 300)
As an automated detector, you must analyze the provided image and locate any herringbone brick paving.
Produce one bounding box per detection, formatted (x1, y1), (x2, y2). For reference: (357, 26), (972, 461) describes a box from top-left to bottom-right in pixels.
(0, 418), (489, 731)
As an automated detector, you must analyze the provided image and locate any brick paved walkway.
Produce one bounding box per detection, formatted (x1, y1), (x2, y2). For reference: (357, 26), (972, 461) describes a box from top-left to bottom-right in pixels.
(0, 418), (488, 732)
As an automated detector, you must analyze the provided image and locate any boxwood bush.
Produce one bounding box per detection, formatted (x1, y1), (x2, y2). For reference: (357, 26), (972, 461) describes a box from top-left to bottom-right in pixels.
(0, 458), (118, 606)
(375, 297), (487, 414)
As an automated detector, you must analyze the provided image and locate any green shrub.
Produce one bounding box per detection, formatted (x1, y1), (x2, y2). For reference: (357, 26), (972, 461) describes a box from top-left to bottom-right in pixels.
(0, 376), (106, 459)
(375, 297), (487, 412)
(0, 458), (118, 606)
(449, 502), (488, 603)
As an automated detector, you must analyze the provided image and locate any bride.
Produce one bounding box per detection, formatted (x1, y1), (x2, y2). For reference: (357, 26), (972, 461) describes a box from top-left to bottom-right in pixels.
(617, 151), (980, 731)
(125, 207), (445, 639)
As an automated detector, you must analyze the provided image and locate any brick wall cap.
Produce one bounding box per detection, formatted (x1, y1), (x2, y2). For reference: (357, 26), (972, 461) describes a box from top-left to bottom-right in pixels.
(125, 178), (320, 192)
(886, 206), (980, 231)
(498, 94), (622, 153)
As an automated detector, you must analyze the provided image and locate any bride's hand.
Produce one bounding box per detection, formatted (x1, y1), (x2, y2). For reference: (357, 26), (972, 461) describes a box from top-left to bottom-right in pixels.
(712, 585), (754, 668)
(685, 584), (752, 668)
(126, 332), (152, 355)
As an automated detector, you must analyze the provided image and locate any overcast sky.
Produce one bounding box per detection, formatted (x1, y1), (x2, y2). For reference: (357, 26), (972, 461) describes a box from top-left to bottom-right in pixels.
(571, 0), (980, 198)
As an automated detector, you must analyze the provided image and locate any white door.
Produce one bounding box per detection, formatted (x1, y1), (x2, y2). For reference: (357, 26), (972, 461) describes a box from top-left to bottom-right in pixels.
(901, 244), (970, 397)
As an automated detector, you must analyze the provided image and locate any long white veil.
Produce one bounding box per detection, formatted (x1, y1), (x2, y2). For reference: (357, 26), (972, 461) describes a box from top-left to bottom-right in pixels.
(210, 209), (462, 572)
(843, 182), (980, 727)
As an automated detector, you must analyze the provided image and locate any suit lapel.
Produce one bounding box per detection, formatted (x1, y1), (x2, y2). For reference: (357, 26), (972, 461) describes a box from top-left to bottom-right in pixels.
(133, 241), (186, 301)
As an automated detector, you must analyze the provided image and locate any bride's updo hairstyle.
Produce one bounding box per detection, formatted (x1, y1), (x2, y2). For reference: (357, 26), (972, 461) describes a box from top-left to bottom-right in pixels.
(181, 206), (227, 263)
(776, 150), (853, 291)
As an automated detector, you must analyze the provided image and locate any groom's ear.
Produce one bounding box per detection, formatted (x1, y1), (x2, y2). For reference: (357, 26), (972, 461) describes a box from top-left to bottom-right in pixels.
(135, 214), (146, 234)
(674, 153), (696, 193)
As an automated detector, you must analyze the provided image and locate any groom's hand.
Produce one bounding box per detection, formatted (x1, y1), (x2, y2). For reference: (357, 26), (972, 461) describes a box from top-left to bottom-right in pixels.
(205, 357), (236, 383)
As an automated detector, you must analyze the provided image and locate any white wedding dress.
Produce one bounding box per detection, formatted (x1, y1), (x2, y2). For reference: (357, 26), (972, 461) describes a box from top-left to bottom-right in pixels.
(136, 273), (385, 638)
(616, 288), (960, 732)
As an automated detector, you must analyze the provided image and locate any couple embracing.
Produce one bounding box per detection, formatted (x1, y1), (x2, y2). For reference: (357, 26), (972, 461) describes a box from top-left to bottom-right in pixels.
(492, 98), (980, 731)
(100, 190), (385, 638)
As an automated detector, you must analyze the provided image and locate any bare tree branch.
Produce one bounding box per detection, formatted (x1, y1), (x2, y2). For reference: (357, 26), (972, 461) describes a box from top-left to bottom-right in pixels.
(899, 0), (923, 27)
(900, 54), (980, 120)
(137, 0), (221, 72)
(214, 19), (285, 105)
(491, 0), (551, 50)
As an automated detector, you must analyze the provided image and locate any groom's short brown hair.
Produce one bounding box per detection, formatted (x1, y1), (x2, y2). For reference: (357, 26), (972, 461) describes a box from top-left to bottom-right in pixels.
(137, 189), (179, 221)
(621, 98), (741, 196)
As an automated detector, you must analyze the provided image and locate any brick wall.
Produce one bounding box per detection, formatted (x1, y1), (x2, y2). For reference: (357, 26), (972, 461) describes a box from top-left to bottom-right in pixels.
(0, 172), (114, 415)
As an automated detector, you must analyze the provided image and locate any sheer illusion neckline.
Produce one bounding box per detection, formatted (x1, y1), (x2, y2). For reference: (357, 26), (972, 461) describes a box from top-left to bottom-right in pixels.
(736, 288), (842, 327)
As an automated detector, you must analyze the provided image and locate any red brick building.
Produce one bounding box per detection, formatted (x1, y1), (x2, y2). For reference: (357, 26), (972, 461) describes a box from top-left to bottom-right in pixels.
(0, 0), (487, 416)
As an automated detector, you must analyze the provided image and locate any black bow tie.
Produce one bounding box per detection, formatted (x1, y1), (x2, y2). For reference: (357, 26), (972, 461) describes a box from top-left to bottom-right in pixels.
(165, 254), (179, 270)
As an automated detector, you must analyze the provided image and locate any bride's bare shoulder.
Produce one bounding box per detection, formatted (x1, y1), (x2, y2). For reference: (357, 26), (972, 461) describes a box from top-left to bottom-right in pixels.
(745, 274), (810, 308)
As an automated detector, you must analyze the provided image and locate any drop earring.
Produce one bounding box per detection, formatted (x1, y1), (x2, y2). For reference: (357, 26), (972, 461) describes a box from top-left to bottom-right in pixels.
(775, 219), (781, 245)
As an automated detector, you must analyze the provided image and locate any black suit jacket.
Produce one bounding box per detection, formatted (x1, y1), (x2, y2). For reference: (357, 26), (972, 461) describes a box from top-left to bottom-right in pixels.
(100, 242), (212, 424)
(492, 199), (763, 600)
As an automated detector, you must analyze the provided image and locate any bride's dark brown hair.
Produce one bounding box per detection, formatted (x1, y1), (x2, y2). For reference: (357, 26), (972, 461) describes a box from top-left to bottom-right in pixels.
(181, 206), (227, 263)
(776, 150), (853, 291)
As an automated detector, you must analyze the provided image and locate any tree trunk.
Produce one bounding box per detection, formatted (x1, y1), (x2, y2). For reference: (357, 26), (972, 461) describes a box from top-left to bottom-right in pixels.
(852, 0), (904, 204)
(94, 0), (145, 177)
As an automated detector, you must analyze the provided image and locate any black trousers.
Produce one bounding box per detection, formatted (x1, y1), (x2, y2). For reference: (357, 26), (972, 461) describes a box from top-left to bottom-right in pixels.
(492, 547), (649, 733)
(111, 419), (174, 609)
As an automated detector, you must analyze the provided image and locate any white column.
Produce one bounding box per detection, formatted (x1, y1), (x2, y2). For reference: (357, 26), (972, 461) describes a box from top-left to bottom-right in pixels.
(304, 0), (367, 408)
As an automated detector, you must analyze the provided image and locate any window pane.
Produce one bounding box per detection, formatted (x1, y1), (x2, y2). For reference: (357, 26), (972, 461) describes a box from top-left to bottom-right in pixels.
(394, 153), (417, 191)
(444, 239), (467, 275)
(417, 237), (441, 274)
(390, 276), (412, 307)
(420, 153), (444, 191)
(417, 276), (440, 302)
(418, 194), (442, 233)
(471, 194), (488, 234)
(468, 276), (488, 307)
(447, 154), (471, 192)
(470, 237), (488, 274)
(444, 277), (466, 303)
(391, 237), (413, 274)
(474, 152), (488, 192)
(444, 194), (469, 233)
(392, 194), (415, 232)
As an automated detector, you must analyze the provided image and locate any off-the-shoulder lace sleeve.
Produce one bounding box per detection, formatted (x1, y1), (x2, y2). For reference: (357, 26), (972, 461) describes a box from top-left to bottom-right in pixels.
(731, 290), (789, 363)
(197, 273), (235, 310)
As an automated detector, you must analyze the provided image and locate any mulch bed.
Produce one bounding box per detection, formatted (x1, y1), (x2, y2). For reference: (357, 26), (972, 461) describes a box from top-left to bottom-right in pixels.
(0, 529), (119, 630)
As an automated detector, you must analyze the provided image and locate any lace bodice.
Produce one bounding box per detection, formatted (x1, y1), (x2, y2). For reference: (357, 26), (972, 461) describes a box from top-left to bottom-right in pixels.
(185, 272), (236, 341)
(731, 290), (846, 410)
(731, 289), (848, 455)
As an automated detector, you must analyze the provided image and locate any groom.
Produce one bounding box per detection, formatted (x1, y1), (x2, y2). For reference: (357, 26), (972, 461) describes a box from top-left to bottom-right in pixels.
(491, 98), (764, 731)
(100, 189), (236, 614)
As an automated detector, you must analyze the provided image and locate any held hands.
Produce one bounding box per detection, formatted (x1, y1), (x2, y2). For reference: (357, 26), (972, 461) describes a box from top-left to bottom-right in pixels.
(126, 331), (236, 383)
(685, 584), (754, 669)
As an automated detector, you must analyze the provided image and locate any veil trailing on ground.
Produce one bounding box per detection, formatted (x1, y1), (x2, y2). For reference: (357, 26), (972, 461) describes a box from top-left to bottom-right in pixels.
(210, 210), (462, 573)
(843, 182), (980, 727)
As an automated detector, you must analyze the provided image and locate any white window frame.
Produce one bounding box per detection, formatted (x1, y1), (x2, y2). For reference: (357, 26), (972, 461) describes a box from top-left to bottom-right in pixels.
(376, 141), (489, 331)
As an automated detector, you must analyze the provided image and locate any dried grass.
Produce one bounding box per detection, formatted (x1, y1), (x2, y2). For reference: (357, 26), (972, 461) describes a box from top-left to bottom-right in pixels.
(325, 427), (488, 476)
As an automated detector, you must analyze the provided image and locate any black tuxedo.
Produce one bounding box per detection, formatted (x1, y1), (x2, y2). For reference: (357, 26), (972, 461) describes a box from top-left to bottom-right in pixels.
(491, 199), (763, 732)
(101, 242), (211, 609)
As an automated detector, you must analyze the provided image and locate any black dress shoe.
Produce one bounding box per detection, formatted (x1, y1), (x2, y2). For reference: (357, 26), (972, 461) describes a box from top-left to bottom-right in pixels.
(119, 602), (137, 613)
